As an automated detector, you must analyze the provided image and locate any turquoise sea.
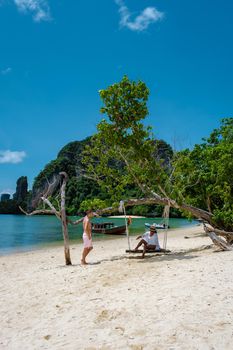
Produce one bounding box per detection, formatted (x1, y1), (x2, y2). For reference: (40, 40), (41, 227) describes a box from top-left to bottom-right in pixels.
(0, 215), (197, 255)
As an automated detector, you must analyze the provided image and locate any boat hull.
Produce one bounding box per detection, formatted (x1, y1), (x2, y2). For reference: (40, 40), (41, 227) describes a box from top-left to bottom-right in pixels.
(92, 225), (126, 235)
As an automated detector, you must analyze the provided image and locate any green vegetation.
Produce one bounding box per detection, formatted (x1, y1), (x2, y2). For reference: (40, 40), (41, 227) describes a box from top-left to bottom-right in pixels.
(82, 76), (232, 231)
(82, 75), (175, 205)
(172, 118), (233, 230)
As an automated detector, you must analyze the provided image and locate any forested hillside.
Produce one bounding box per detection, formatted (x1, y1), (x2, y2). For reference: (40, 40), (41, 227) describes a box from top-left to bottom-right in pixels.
(31, 136), (177, 216)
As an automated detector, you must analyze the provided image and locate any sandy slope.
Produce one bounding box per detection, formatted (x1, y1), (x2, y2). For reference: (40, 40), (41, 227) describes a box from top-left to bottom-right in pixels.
(1, 226), (233, 350)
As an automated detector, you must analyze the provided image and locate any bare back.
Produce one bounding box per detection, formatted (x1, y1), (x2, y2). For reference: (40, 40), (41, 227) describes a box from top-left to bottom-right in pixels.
(83, 216), (92, 238)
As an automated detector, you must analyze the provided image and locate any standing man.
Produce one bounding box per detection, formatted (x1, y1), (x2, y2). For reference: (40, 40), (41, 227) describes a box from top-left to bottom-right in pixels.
(81, 209), (94, 265)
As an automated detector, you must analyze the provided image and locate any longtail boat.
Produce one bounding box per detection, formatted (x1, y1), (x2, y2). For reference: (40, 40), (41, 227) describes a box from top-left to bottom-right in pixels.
(92, 222), (126, 235)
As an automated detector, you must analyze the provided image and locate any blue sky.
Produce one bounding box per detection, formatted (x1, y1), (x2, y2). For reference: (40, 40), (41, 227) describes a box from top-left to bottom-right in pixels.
(0, 0), (233, 195)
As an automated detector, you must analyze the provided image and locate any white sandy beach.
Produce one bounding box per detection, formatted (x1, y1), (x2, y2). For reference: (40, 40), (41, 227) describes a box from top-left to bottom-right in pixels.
(1, 226), (233, 350)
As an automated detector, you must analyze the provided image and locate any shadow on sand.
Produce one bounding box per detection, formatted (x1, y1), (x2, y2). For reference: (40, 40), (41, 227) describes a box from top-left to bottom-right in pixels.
(127, 244), (213, 263)
(57, 245), (213, 267)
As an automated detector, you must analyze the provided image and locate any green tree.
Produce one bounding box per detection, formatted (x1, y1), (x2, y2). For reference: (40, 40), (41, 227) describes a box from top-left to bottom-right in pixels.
(173, 118), (233, 231)
(82, 76), (233, 249)
(83, 76), (172, 202)
(79, 198), (108, 212)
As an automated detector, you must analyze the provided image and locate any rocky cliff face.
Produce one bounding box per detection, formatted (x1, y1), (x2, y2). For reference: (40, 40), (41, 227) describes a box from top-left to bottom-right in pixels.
(13, 176), (28, 203)
(30, 137), (92, 210)
(0, 177), (29, 214)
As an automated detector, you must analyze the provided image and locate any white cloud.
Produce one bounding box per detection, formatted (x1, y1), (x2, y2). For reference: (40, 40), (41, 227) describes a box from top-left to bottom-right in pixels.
(14, 0), (51, 22)
(1, 67), (12, 75)
(0, 150), (26, 164)
(115, 0), (164, 32)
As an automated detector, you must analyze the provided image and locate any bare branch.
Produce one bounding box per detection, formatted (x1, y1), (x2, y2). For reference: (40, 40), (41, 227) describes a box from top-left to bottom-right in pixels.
(117, 148), (148, 195)
(43, 174), (60, 198)
(204, 224), (233, 238)
(68, 217), (84, 225)
(158, 185), (169, 199)
(204, 224), (233, 251)
(96, 196), (213, 225)
(19, 206), (54, 216)
(206, 196), (212, 214)
(41, 197), (61, 220)
(31, 174), (60, 208)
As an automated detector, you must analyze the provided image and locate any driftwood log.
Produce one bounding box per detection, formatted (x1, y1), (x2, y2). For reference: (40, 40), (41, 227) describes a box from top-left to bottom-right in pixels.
(204, 224), (233, 251)
(59, 172), (72, 265)
(20, 172), (72, 265)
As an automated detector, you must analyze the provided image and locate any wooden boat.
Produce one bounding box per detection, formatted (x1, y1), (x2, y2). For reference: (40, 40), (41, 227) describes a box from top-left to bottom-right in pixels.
(92, 222), (126, 235)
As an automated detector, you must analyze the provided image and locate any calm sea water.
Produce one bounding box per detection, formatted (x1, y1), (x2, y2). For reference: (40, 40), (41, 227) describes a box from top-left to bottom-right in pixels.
(0, 215), (196, 255)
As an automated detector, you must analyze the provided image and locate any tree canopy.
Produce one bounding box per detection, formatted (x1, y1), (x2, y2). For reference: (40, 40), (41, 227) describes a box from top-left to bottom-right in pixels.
(83, 76), (173, 203)
(82, 76), (233, 236)
(172, 118), (233, 230)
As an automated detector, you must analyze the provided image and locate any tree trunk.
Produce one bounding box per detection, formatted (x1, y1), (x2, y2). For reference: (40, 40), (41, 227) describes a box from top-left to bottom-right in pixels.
(206, 232), (233, 251)
(59, 172), (72, 265)
(19, 172), (73, 264)
(97, 197), (214, 224)
(203, 224), (233, 251)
